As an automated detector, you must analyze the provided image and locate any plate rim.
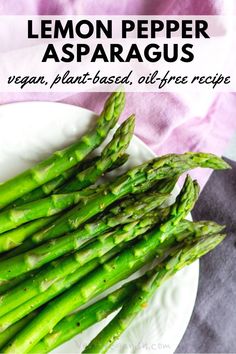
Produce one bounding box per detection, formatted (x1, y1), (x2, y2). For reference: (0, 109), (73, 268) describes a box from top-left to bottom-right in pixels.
(0, 100), (158, 160)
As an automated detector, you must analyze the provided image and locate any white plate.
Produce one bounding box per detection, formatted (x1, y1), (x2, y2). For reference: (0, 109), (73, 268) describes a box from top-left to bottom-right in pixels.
(0, 102), (199, 354)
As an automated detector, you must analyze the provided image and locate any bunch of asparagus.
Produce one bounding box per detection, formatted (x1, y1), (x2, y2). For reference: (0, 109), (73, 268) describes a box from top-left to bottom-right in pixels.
(0, 91), (229, 353)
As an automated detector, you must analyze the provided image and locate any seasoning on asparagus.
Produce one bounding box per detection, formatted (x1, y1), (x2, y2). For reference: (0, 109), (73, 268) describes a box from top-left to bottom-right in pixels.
(0, 205), (165, 310)
(0, 219), (223, 346)
(0, 176), (194, 318)
(0, 270), (38, 295)
(0, 311), (37, 350)
(30, 286), (134, 354)
(0, 242), (134, 334)
(29, 220), (224, 354)
(58, 114), (135, 193)
(0, 184), (174, 293)
(0, 190), (169, 280)
(83, 231), (225, 354)
(6, 165), (81, 209)
(2, 174), (176, 258)
(0, 155), (129, 256)
(7, 154), (129, 211)
(31, 152), (229, 244)
(0, 215), (58, 255)
(1, 176), (198, 352)
(0, 191), (93, 236)
(7, 156), (100, 209)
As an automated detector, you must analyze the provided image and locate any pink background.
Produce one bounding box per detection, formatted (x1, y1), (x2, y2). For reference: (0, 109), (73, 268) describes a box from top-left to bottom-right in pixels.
(1, 0), (236, 187)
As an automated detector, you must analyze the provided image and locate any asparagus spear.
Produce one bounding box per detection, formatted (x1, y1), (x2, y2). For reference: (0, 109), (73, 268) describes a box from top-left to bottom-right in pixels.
(1, 176), (198, 352)
(0, 203), (164, 309)
(153, 176), (179, 194)
(31, 152), (229, 244)
(0, 215), (58, 254)
(29, 220), (224, 354)
(55, 154), (129, 194)
(83, 232), (225, 354)
(1, 174), (158, 259)
(0, 191), (92, 236)
(0, 219), (223, 344)
(7, 155), (101, 208)
(0, 242), (134, 334)
(0, 156), (129, 257)
(0, 176), (192, 317)
(0, 116), (134, 237)
(5, 154), (128, 214)
(5, 175), (176, 258)
(0, 183), (102, 257)
(0, 312), (37, 350)
(57, 114), (135, 194)
(31, 285), (134, 354)
(0, 91), (125, 209)
(0, 190), (169, 280)
(5, 164), (81, 209)
(0, 270), (37, 295)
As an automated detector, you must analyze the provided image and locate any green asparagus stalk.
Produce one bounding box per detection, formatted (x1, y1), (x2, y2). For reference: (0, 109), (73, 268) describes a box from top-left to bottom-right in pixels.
(0, 204), (164, 309)
(0, 156), (129, 257)
(0, 242), (134, 334)
(7, 155), (105, 208)
(6, 165), (81, 209)
(0, 191), (91, 236)
(0, 190), (169, 280)
(30, 152), (229, 245)
(101, 153), (129, 173)
(57, 115), (135, 193)
(83, 232), (225, 354)
(3, 153), (128, 221)
(0, 176), (192, 317)
(31, 285), (134, 354)
(0, 312), (37, 350)
(0, 219), (223, 347)
(0, 215), (59, 254)
(29, 219), (224, 354)
(0, 270), (37, 295)
(55, 154), (129, 194)
(0, 116), (134, 237)
(0, 91), (125, 209)
(1, 176), (199, 352)
(0, 188), (102, 257)
(1, 175), (160, 259)
(154, 176), (179, 194)
(0, 188), (170, 290)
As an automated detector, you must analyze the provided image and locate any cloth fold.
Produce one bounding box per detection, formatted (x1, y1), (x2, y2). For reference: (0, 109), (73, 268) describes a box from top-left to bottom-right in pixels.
(176, 157), (236, 353)
(0, 0), (235, 16)
(0, 1), (235, 188)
